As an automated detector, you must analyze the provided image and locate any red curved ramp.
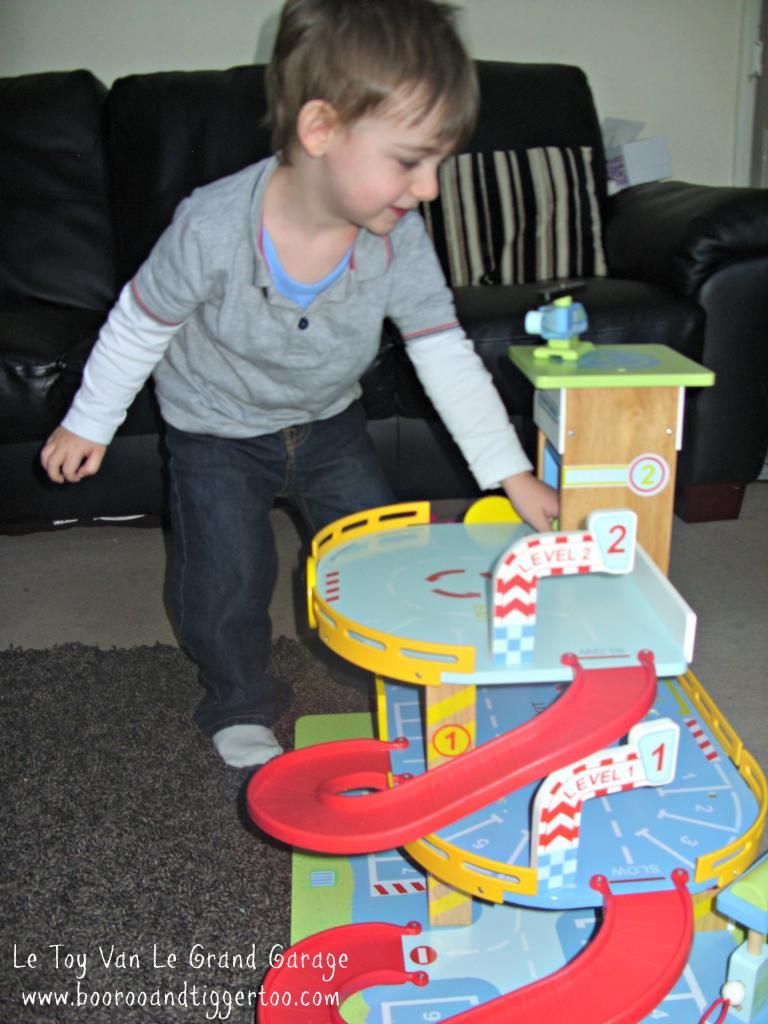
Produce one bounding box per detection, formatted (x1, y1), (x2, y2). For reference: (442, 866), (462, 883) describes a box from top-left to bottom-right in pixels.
(448, 870), (693, 1023)
(247, 652), (657, 854)
(256, 872), (692, 1024)
(258, 921), (426, 1023)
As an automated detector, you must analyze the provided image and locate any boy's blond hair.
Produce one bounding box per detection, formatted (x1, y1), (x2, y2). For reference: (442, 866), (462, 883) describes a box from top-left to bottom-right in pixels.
(266, 0), (478, 162)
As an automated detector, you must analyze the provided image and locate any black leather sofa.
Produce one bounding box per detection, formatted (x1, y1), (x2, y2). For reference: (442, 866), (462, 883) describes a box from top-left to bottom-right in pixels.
(2, 62), (767, 530)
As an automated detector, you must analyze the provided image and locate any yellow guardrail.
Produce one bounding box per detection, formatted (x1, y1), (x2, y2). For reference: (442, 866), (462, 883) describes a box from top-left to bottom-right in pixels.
(311, 591), (476, 685)
(404, 833), (538, 902)
(310, 501), (430, 561)
(677, 671), (768, 888)
(308, 501), (476, 685)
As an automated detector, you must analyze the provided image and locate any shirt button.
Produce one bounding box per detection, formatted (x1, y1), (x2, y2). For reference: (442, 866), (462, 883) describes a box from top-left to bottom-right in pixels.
(298, 317), (309, 330)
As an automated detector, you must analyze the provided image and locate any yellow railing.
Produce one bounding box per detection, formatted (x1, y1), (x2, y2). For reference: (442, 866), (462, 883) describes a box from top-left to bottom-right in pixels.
(310, 501), (430, 561)
(311, 591), (476, 686)
(404, 833), (538, 902)
(308, 501), (477, 685)
(677, 671), (767, 888)
(307, 501), (430, 631)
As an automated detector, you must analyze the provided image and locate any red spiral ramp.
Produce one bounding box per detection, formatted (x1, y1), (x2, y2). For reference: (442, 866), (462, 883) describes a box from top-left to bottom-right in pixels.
(247, 652), (657, 854)
(257, 921), (426, 1024)
(446, 870), (693, 1022)
(256, 872), (693, 1023)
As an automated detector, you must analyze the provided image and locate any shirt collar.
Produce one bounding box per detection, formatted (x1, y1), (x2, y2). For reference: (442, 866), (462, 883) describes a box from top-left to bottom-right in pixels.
(251, 155), (398, 292)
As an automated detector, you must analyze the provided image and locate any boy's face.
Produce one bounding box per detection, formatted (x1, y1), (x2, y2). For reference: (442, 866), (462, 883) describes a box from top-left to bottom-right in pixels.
(319, 90), (453, 235)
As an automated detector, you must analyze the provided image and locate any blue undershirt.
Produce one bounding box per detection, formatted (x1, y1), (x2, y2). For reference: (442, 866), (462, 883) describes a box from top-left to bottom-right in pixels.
(261, 226), (352, 308)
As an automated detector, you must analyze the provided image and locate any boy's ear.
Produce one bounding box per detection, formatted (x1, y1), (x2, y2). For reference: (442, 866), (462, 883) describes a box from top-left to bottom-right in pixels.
(296, 99), (341, 157)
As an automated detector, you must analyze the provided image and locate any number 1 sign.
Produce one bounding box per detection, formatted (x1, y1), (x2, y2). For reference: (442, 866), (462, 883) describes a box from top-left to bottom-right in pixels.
(632, 718), (681, 787)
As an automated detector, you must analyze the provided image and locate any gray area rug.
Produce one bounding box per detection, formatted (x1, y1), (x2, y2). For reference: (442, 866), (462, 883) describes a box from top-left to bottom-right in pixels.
(1, 639), (368, 1023)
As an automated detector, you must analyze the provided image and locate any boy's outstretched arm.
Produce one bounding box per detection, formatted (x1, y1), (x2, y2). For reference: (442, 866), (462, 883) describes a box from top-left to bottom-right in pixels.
(41, 427), (107, 484)
(502, 471), (560, 533)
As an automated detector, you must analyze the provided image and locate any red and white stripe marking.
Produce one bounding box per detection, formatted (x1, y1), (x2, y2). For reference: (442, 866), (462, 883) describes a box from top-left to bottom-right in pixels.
(372, 879), (427, 897)
(324, 570), (341, 603)
(685, 717), (719, 762)
(493, 531), (600, 627)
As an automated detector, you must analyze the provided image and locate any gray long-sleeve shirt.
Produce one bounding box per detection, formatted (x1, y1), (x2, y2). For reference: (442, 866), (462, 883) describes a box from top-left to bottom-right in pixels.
(64, 156), (530, 489)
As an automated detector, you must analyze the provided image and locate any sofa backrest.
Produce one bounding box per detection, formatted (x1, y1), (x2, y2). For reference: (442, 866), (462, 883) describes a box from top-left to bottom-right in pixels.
(106, 66), (272, 286)
(0, 70), (117, 311)
(106, 61), (607, 289)
(471, 62), (605, 182)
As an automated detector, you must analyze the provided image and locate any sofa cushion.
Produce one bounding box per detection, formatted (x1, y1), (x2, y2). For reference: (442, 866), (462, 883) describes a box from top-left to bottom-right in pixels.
(422, 147), (607, 287)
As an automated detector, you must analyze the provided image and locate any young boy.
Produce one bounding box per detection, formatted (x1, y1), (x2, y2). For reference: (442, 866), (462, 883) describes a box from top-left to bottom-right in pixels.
(41, 0), (559, 768)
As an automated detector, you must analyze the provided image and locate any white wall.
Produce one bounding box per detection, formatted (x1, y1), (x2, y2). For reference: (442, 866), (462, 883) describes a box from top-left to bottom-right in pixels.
(0, 0), (750, 185)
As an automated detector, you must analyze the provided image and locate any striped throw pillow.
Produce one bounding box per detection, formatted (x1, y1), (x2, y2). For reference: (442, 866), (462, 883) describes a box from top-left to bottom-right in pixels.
(421, 147), (607, 287)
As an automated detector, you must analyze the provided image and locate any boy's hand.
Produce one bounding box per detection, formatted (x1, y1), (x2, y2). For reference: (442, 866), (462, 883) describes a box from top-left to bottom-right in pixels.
(501, 471), (559, 532)
(40, 426), (107, 484)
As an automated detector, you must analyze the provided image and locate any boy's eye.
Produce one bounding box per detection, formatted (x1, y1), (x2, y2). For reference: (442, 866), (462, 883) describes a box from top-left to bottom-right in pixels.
(398, 158), (420, 170)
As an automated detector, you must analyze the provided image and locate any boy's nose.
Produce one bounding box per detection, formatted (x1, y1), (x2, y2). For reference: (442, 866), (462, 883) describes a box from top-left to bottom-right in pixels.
(411, 166), (440, 202)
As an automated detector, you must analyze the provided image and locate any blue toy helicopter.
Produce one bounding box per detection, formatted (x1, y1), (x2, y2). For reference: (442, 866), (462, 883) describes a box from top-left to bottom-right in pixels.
(525, 281), (594, 361)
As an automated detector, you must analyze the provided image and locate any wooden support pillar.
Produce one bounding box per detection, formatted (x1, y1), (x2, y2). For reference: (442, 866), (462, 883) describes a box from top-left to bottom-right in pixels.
(424, 683), (476, 926)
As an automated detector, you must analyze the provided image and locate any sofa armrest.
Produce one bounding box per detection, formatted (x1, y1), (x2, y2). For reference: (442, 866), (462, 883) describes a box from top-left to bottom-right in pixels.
(604, 180), (768, 296)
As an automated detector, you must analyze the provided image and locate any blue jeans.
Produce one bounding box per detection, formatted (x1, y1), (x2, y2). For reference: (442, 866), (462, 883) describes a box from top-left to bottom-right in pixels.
(165, 401), (395, 736)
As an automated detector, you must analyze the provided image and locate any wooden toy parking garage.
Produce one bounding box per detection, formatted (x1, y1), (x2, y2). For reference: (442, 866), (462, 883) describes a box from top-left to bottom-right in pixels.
(246, 337), (766, 1023)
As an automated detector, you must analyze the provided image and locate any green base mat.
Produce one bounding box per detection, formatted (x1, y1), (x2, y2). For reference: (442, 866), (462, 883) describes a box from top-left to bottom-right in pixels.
(291, 713), (374, 944)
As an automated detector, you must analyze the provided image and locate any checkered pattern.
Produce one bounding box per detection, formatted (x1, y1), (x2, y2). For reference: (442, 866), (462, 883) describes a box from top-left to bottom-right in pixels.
(537, 848), (580, 890)
(492, 624), (536, 666)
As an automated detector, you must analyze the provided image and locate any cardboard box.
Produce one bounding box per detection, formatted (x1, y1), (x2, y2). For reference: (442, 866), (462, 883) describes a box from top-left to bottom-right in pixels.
(606, 135), (673, 190)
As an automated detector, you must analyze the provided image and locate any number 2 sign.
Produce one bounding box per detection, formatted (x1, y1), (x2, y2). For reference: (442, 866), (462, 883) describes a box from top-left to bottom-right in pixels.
(589, 509), (638, 574)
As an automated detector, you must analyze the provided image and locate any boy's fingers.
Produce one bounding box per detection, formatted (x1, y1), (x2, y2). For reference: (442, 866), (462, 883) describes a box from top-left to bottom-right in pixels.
(45, 462), (65, 484)
(61, 453), (85, 483)
(40, 439), (103, 484)
(40, 444), (64, 483)
(76, 449), (105, 479)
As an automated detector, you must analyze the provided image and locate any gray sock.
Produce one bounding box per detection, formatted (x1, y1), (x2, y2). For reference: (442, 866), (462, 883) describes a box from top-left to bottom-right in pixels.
(212, 724), (283, 768)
